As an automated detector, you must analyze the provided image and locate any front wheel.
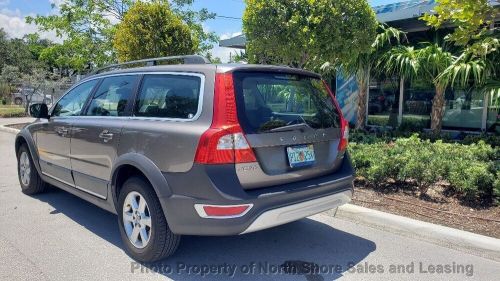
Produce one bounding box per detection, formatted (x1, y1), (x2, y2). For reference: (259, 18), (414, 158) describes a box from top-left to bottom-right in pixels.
(117, 176), (180, 262)
(17, 145), (47, 195)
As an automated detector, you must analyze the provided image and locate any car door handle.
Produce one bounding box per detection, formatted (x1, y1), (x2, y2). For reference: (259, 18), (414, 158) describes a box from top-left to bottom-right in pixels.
(99, 130), (114, 142)
(56, 127), (69, 136)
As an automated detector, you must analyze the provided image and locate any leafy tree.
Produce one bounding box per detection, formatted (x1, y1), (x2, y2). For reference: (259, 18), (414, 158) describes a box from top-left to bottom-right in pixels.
(27, 0), (217, 69)
(243, 0), (378, 70)
(384, 44), (453, 132)
(203, 52), (222, 64)
(230, 50), (247, 63)
(0, 29), (9, 72)
(170, 0), (218, 54)
(23, 34), (52, 61)
(422, 0), (498, 46)
(423, 0), (499, 120)
(26, 0), (128, 70)
(340, 24), (405, 129)
(0, 65), (22, 98)
(113, 1), (197, 62)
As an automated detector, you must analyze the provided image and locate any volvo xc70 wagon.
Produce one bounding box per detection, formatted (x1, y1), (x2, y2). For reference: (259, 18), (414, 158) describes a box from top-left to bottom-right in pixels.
(15, 55), (354, 262)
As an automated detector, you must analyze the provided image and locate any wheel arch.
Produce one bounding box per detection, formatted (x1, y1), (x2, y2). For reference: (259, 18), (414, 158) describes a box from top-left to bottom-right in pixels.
(15, 131), (42, 175)
(111, 153), (173, 212)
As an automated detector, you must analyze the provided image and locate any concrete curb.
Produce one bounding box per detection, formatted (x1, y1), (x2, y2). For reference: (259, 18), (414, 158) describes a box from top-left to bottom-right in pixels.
(0, 125), (20, 134)
(334, 203), (500, 261)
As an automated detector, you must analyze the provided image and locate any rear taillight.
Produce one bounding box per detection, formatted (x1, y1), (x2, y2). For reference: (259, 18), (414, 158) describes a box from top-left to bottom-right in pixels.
(194, 73), (257, 164)
(322, 80), (349, 151)
(339, 118), (349, 151)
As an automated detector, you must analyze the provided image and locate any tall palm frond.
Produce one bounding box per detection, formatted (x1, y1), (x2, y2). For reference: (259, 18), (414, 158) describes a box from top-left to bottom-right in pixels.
(438, 54), (487, 88)
(438, 35), (499, 89)
(372, 25), (407, 50)
(342, 24), (406, 77)
(416, 43), (453, 87)
(382, 45), (419, 82)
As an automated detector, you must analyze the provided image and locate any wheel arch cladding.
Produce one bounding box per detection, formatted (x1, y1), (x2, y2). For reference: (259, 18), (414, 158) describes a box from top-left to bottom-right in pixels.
(111, 153), (173, 210)
(15, 131), (42, 175)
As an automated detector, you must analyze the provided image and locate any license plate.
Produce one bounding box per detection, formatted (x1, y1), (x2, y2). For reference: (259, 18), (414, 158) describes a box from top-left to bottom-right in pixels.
(287, 144), (315, 168)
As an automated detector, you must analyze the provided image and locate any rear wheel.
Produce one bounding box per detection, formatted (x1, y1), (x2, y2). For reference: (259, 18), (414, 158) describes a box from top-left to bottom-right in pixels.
(117, 176), (180, 262)
(14, 98), (23, 105)
(17, 145), (47, 195)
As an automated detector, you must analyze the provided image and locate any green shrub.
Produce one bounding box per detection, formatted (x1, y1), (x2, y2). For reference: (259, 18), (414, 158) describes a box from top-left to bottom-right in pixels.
(0, 107), (26, 117)
(493, 175), (500, 203)
(348, 134), (498, 200)
(398, 116), (430, 132)
(462, 134), (500, 147)
(449, 162), (495, 199)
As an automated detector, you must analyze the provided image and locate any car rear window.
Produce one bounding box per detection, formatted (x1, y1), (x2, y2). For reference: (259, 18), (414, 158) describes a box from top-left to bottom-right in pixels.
(233, 71), (341, 134)
(134, 74), (202, 119)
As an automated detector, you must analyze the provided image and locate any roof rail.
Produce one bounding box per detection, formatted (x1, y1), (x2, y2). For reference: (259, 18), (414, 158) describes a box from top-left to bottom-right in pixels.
(90, 55), (210, 75)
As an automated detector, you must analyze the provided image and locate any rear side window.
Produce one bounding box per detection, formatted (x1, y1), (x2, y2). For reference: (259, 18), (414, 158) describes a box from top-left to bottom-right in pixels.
(86, 75), (138, 116)
(134, 74), (202, 119)
(233, 72), (341, 134)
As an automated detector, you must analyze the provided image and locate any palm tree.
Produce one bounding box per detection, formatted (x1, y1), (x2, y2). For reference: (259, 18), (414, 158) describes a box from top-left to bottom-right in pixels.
(437, 36), (499, 130)
(340, 24), (405, 129)
(438, 37), (499, 91)
(384, 43), (453, 132)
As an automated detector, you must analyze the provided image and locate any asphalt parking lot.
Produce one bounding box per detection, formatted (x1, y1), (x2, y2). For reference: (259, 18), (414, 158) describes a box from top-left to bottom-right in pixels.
(0, 131), (499, 281)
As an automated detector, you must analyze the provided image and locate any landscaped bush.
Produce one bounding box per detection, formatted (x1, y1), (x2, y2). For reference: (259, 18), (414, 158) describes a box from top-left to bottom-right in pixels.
(349, 134), (499, 201)
(350, 129), (498, 147)
(0, 106), (26, 118)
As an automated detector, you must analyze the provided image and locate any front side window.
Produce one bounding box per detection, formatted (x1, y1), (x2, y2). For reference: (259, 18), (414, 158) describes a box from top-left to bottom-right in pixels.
(86, 75), (138, 116)
(134, 74), (202, 119)
(52, 80), (98, 117)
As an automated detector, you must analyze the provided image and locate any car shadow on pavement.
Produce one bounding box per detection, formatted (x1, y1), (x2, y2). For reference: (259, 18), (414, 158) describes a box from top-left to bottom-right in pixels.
(35, 187), (376, 281)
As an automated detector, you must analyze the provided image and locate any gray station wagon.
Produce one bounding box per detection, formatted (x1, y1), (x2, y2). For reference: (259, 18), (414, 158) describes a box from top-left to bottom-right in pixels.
(15, 55), (354, 262)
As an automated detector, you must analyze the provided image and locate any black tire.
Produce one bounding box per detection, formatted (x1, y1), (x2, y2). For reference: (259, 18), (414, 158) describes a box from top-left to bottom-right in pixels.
(17, 144), (47, 195)
(14, 98), (23, 105)
(117, 176), (180, 262)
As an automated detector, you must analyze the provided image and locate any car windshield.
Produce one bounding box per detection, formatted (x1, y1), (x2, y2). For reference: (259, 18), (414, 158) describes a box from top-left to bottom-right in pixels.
(233, 71), (341, 134)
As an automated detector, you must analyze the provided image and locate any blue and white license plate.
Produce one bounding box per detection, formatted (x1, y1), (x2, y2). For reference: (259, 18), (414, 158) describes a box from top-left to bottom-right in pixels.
(286, 144), (315, 168)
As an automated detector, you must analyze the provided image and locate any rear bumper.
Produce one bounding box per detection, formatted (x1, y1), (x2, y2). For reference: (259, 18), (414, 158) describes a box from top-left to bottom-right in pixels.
(241, 189), (351, 234)
(160, 154), (354, 236)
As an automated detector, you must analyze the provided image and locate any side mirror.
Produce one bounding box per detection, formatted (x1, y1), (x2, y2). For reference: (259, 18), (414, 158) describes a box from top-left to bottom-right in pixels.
(29, 103), (49, 119)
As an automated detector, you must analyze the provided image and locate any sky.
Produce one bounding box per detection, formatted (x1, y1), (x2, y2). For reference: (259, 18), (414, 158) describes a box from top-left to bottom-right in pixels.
(0, 0), (403, 62)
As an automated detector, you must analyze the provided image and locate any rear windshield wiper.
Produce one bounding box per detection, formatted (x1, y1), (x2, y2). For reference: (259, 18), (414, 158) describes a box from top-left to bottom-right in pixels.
(269, 122), (311, 133)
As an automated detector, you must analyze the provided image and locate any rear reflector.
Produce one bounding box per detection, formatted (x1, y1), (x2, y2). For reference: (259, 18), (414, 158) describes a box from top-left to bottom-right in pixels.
(194, 204), (253, 218)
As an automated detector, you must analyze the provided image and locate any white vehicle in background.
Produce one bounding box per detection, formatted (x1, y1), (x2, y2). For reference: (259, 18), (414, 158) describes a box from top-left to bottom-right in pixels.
(11, 87), (52, 105)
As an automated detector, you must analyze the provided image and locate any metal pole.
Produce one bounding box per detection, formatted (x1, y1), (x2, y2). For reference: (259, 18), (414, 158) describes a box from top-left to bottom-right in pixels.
(365, 73), (370, 127)
(481, 91), (489, 131)
(398, 78), (404, 126)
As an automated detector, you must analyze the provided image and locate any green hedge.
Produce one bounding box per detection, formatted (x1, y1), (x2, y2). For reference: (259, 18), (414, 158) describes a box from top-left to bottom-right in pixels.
(350, 129), (500, 147)
(349, 135), (499, 201)
(0, 107), (26, 118)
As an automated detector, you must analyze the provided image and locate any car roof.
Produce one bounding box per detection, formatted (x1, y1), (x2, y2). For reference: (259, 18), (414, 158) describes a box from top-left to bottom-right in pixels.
(80, 63), (321, 83)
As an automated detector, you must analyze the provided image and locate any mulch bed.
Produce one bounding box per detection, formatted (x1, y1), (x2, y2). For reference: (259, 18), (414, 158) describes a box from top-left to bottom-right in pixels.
(352, 180), (500, 239)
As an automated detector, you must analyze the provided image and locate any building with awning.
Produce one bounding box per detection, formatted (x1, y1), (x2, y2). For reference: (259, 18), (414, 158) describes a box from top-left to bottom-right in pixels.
(219, 0), (499, 133)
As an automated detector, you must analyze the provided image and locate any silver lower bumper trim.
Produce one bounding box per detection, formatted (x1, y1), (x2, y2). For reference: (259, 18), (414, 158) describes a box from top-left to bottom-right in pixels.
(240, 189), (352, 234)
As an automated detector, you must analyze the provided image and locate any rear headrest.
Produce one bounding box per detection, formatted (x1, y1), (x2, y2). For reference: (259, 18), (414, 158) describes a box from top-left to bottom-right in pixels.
(169, 87), (194, 99)
(116, 87), (131, 98)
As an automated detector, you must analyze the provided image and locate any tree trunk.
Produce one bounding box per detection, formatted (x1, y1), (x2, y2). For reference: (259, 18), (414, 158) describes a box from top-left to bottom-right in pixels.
(356, 77), (368, 130)
(430, 85), (446, 133)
